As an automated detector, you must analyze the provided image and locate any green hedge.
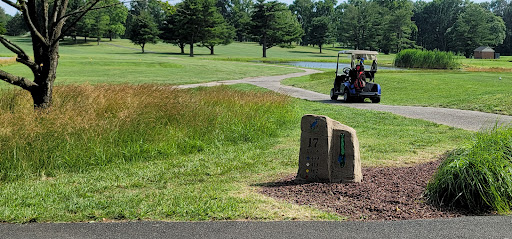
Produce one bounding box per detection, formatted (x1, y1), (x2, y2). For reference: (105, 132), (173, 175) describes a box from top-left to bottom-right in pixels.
(394, 49), (459, 69)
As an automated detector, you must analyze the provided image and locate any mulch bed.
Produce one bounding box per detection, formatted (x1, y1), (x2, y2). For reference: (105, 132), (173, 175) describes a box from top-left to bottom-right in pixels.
(260, 160), (485, 221)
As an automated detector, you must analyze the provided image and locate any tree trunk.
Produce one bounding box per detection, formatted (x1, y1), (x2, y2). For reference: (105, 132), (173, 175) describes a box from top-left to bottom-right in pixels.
(319, 44), (322, 53)
(30, 45), (60, 109)
(180, 45), (185, 54)
(141, 43), (145, 53)
(262, 41), (267, 58)
(189, 43), (194, 57)
(85, 36), (87, 43)
(210, 46), (214, 55)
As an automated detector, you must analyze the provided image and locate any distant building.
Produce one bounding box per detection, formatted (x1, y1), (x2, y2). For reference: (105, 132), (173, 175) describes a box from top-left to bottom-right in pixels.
(474, 46), (496, 59)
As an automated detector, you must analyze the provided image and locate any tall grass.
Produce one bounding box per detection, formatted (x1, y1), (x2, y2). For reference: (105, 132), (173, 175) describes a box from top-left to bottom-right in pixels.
(0, 84), (293, 182)
(425, 126), (512, 213)
(394, 49), (459, 69)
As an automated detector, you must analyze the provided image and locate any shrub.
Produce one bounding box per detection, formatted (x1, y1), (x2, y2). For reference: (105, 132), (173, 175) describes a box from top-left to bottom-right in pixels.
(394, 49), (460, 69)
(425, 126), (512, 213)
(0, 84), (293, 182)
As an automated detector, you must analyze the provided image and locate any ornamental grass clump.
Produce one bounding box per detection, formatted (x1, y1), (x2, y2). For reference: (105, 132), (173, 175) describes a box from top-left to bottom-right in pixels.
(394, 49), (459, 69)
(425, 126), (512, 213)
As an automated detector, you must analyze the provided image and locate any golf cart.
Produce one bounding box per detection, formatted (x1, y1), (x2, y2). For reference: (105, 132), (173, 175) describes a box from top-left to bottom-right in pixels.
(330, 50), (381, 103)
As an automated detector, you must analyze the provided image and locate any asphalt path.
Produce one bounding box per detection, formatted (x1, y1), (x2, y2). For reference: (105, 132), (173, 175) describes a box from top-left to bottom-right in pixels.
(178, 67), (512, 131)
(2, 216), (512, 238)
(4, 67), (512, 238)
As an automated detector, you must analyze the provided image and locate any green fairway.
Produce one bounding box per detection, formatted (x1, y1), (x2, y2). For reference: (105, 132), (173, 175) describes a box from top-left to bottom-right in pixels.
(0, 37), (302, 88)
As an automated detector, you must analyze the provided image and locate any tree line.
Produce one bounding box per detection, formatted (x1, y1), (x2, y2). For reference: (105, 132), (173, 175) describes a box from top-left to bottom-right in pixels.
(2, 0), (512, 57)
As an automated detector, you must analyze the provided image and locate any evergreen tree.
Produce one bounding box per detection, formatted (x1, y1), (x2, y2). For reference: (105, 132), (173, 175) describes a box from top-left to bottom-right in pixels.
(128, 12), (160, 53)
(250, 0), (303, 57)
(230, 0), (253, 41)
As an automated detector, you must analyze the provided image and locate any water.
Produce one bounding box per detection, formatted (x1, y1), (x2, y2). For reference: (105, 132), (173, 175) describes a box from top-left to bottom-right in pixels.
(281, 61), (406, 70)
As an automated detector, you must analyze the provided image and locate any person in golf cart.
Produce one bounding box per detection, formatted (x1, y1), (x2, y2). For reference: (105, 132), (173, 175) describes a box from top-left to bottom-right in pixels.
(330, 50), (381, 103)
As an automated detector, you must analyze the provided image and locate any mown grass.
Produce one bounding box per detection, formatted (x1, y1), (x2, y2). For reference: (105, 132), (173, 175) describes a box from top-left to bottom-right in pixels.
(282, 70), (512, 115)
(0, 84), (471, 222)
(425, 126), (512, 213)
(0, 38), (301, 88)
(394, 49), (459, 69)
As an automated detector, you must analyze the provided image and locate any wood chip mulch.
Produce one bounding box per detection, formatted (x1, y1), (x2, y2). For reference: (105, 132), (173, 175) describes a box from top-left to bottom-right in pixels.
(260, 160), (487, 221)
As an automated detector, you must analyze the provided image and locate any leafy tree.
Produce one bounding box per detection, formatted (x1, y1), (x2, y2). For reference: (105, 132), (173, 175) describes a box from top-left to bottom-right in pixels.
(0, 0), (116, 109)
(413, 0), (464, 51)
(160, 7), (188, 54)
(250, 0), (303, 57)
(82, 8), (110, 44)
(489, 0), (509, 16)
(446, 3), (506, 58)
(337, 0), (381, 50)
(289, 0), (314, 45)
(126, 0), (167, 39)
(104, 0), (128, 40)
(6, 13), (28, 36)
(128, 11), (160, 53)
(309, 16), (333, 53)
(496, 1), (512, 55)
(307, 0), (336, 52)
(377, 0), (416, 53)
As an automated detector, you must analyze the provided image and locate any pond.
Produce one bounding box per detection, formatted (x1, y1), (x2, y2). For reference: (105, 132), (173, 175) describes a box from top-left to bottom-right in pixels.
(281, 61), (406, 71)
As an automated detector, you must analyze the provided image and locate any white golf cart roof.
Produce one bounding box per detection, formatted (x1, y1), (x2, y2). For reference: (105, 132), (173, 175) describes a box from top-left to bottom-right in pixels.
(339, 50), (379, 61)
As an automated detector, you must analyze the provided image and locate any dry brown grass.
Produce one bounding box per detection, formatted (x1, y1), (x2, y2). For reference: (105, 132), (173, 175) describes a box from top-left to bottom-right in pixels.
(0, 57), (16, 66)
(0, 84), (292, 181)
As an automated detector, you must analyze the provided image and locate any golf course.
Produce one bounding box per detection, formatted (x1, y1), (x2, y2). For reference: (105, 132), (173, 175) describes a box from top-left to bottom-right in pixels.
(0, 37), (510, 222)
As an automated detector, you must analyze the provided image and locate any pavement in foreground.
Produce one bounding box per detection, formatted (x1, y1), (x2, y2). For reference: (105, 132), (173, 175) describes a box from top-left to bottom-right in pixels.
(3, 67), (512, 238)
(1, 216), (512, 238)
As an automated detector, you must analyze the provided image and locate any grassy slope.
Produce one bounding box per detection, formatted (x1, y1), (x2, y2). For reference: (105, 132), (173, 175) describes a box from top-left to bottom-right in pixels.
(0, 84), (470, 222)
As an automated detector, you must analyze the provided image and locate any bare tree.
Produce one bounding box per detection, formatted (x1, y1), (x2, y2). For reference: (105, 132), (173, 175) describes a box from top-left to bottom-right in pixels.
(0, 0), (112, 109)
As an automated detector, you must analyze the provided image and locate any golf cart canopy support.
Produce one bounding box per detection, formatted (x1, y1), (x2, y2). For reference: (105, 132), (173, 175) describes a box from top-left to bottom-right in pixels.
(338, 50), (379, 69)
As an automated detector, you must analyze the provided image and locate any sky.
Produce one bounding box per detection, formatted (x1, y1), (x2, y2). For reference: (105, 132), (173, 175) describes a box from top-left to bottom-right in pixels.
(0, 0), (493, 17)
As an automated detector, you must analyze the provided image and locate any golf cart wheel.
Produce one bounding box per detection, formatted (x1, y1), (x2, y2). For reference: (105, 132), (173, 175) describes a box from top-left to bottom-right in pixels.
(343, 88), (351, 103)
(371, 97), (381, 103)
(330, 88), (338, 100)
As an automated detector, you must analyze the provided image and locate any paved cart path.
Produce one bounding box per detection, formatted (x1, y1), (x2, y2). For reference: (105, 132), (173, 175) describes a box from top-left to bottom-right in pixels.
(2, 216), (512, 239)
(178, 67), (512, 131)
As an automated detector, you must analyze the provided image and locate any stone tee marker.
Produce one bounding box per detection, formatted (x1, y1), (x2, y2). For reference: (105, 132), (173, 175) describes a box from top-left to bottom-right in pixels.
(296, 114), (362, 183)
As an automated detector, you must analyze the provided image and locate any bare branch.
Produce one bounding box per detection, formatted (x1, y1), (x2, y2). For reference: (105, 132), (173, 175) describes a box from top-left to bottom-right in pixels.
(0, 36), (29, 58)
(0, 36), (40, 73)
(20, 1), (49, 45)
(50, 0), (68, 43)
(0, 69), (38, 91)
(58, 2), (121, 22)
(55, 0), (108, 44)
(0, 0), (22, 10)
(43, 0), (50, 39)
(51, 0), (64, 25)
